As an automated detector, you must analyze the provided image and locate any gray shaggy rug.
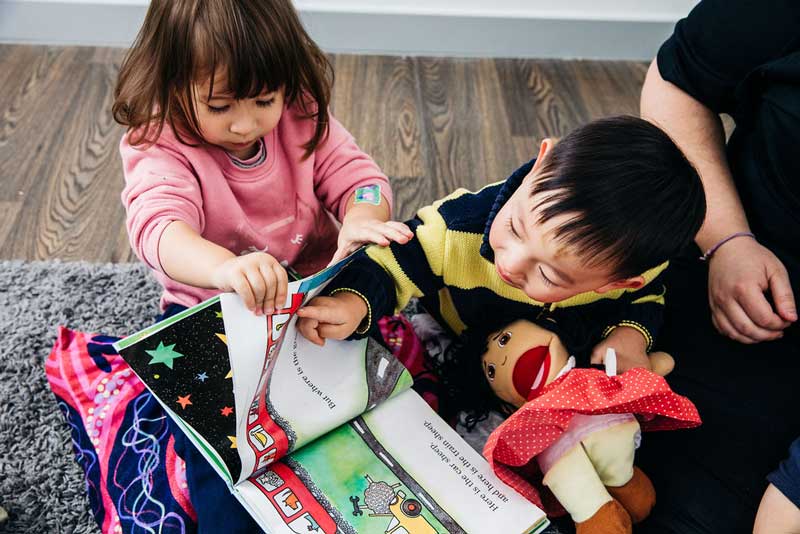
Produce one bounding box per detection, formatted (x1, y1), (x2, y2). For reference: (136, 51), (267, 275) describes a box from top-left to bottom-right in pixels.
(0, 261), (161, 534)
(0, 260), (563, 534)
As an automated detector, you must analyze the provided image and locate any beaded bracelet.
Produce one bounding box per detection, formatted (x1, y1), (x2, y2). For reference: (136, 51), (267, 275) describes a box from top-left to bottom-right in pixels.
(699, 231), (756, 261)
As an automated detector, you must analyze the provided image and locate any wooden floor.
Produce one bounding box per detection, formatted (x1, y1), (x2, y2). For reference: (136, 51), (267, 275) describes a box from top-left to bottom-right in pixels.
(0, 44), (648, 262)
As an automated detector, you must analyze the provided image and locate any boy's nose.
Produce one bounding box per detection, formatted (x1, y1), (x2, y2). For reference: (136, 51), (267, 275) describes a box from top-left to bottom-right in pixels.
(502, 255), (525, 277)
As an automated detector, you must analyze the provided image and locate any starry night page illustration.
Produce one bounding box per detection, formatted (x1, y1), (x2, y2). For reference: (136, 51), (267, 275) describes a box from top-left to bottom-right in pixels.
(114, 296), (243, 481)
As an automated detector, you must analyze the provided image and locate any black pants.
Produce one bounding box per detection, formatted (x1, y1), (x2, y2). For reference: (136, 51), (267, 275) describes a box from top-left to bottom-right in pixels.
(636, 253), (800, 533)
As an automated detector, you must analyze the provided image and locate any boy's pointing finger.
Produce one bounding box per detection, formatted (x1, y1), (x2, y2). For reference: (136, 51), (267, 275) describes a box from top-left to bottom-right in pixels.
(296, 303), (343, 325)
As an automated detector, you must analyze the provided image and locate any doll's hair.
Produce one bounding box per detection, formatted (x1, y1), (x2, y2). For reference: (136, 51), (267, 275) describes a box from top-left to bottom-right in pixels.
(432, 316), (521, 431)
(112, 0), (332, 159)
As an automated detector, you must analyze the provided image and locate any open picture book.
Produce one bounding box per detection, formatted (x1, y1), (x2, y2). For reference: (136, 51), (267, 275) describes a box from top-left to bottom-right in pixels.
(113, 257), (549, 534)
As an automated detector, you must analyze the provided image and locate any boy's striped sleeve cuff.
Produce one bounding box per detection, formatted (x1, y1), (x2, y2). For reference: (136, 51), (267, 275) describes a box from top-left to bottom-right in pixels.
(602, 321), (654, 352)
(321, 250), (396, 339)
(330, 288), (373, 335)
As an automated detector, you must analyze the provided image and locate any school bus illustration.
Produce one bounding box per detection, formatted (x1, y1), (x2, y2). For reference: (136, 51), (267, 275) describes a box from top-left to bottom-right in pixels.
(350, 475), (438, 534)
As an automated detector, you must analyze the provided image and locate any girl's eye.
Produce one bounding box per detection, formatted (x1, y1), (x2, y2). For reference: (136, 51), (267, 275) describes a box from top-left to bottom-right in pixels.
(498, 332), (511, 347)
(486, 364), (496, 380)
(256, 97), (276, 107)
(207, 105), (230, 114)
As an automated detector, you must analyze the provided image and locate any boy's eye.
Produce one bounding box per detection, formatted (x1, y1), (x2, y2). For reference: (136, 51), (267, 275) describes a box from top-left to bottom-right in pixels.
(207, 104), (230, 114)
(539, 266), (557, 288)
(256, 97), (276, 107)
(506, 217), (520, 239)
(486, 364), (496, 381)
(498, 332), (511, 347)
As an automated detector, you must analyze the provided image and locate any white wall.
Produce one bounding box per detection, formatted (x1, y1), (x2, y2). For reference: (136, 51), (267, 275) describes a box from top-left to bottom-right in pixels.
(297, 0), (697, 21)
(0, 0), (699, 59)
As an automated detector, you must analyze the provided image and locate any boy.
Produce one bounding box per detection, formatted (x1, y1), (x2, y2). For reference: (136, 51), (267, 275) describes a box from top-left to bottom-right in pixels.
(297, 116), (706, 372)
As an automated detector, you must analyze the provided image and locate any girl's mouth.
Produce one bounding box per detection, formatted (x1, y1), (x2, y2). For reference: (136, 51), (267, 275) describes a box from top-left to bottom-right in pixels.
(511, 346), (551, 401)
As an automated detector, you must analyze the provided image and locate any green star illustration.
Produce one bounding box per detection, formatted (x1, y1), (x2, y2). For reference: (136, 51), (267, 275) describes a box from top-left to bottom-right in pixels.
(145, 341), (185, 369)
(215, 311), (223, 318)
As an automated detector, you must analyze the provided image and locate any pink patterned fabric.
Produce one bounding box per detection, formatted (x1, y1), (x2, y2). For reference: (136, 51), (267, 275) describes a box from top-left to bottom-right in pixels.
(46, 327), (195, 533)
(378, 314), (438, 410)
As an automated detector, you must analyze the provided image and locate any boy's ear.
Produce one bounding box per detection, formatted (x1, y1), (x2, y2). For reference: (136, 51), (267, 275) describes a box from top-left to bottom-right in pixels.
(595, 276), (645, 293)
(531, 138), (554, 172)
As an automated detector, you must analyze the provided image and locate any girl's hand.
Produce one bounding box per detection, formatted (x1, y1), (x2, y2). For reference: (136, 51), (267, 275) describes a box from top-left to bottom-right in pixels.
(708, 237), (796, 344)
(296, 292), (368, 346)
(210, 253), (288, 315)
(591, 326), (651, 374)
(331, 219), (413, 264)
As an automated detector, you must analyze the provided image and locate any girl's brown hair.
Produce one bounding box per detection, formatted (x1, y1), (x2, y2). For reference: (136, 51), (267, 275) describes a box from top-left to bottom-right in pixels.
(112, 0), (333, 159)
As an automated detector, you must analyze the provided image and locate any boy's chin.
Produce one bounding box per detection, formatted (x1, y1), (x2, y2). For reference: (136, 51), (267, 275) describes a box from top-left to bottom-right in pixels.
(521, 289), (556, 303)
(522, 288), (576, 304)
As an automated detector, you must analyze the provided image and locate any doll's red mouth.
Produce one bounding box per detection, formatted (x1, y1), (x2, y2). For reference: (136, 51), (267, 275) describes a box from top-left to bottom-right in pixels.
(512, 346), (551, 401)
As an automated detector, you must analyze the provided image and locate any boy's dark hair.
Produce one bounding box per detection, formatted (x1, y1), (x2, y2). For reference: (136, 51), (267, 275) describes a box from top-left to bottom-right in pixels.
(113, 0), (332, 159)
(532, 115), (706, 278)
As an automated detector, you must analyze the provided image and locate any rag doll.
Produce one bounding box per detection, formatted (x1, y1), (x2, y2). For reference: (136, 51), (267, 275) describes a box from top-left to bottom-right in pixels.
(434, 318), (700, 534)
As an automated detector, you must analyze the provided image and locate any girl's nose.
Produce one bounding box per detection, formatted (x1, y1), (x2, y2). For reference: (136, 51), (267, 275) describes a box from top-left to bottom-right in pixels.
(230, 115), (257, 136)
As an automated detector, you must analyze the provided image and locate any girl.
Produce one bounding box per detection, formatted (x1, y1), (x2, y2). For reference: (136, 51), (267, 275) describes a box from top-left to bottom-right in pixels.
(114, 0), (411, 317)
(49, 1), (412, 533)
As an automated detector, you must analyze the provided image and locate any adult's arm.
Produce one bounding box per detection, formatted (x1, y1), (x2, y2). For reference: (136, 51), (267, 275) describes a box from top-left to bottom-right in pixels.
(640, 0), (798, 343)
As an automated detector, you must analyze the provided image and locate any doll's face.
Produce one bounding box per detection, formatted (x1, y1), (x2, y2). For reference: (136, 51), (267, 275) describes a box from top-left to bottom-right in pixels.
(482, 319), (570, 408)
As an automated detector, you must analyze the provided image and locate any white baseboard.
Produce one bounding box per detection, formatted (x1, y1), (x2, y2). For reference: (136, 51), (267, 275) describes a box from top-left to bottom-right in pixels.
(0, 0), (679, 60)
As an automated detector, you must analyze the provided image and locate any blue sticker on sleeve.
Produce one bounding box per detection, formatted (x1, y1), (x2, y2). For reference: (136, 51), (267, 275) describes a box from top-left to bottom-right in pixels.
(354, 184), (382, 206)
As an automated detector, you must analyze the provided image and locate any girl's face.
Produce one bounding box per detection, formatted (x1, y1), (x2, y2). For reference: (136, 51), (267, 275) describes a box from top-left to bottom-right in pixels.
(482, 319), (569, 407)
(193, 73), (285, 159)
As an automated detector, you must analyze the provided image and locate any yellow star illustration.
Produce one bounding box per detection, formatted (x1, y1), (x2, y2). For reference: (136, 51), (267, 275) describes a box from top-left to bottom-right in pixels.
(228, 436), (237, 449)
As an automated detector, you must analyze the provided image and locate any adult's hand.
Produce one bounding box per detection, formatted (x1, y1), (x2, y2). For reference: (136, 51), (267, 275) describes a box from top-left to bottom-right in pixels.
(708, 236), (797, 343)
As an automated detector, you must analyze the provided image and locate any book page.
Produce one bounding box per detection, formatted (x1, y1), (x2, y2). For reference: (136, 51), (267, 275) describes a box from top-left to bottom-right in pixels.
(113, 297), (241, 480)
(222, 292), (413, 484)
(233, 390), (548, 534)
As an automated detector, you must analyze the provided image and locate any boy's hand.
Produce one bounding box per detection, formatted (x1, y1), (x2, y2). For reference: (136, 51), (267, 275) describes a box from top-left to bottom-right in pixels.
(296, 292), (369, 346)
(591, 326), (651, 374)
(210, 253), (288, 316)
(331, 219), (413, 264)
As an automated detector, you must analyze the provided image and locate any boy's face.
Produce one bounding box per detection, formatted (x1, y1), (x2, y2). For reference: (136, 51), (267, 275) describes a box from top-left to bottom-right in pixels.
(193, 71), (285, 159)
(489, 142), (642, 303)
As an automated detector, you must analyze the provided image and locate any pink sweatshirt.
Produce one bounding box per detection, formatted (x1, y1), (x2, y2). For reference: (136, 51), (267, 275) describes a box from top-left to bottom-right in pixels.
(121, 105), (392, 310)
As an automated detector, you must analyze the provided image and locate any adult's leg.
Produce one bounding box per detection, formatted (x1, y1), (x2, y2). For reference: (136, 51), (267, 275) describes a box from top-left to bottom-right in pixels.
(637, 255), (800, 534)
